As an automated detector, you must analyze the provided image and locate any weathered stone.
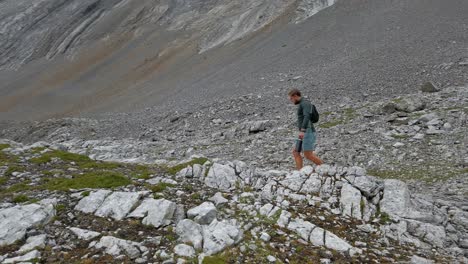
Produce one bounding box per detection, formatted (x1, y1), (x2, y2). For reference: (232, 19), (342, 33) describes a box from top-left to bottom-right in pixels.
(176, 219), (203, 250)
(208, 192), (228, 206)
(94, 236), (143, 259)
(287, 218), (315, 241)
(300, 173), (322, 194)
(205, 163), (238, 191)
(17, 234), (47, 253)
(202, 220), (243, 255)
(340, 183), (363, 219)
(187, 202), (217, 225)
(407, 221), (446, 248)
(410, 255), (435, 264)
(277, 210), (292, 228)
(280, 171), (307, 192)
(94, 192), (143, 220)
(380, 179), (411, 218)
(0, 201), (55, 246)
(128, 198), (176, 228)
(3, 250), (41, 264)
(74, 190), (112, 214)
(69, 227), (100, 241)
(351, 175), (383, 198)
(394, 97), (426, 113)
(174, 244), (195, 257)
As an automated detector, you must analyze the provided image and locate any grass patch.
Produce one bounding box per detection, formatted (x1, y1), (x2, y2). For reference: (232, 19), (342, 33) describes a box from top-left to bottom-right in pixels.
(0, 144), (10, 151)
(55, 204), (66, 212)
(146, 182), (175, 193)
(41, 171), (130, 191)
(30, 147), (46, 154)
(202, 255), (229, 264)
(1, 181), (32, 194)
(166, 157), (209, 175)
(5, 165), (24, 177)
(12, 194), (31, 203)
(0, 177), (8, 185)
(81, 191), (90, 197)
(30, 150), (91, 164)
(130, 165), (152, 179)
(79, 161), (121, 170)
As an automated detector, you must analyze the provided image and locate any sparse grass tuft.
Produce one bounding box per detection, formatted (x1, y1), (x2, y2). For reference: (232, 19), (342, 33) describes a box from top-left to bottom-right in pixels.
(5, 165), (24, 177)
(130, 165), (152, 179)
(41, 171), (130, 191)
(0, 144), (10, 151)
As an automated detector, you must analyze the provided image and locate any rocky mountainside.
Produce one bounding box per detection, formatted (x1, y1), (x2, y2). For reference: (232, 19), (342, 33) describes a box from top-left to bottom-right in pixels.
(0, 0), (467, 119)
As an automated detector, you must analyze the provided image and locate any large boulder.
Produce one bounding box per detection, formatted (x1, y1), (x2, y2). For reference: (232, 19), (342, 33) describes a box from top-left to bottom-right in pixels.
(74, 190), (112, 214)
(380, 179), (412, 218)
(394, 97), (425, 113)
(93, 236), (145, 259)
(0, 201), (55, 246)
(340, 183), (363, 219)
(176, 219), (203, 250)
(205, 163), (238, 191)
(128, 198), (176, 228)
(202, 220), (243, 255)
(94, 192), (144, 220)
(187, 202), (217, 225)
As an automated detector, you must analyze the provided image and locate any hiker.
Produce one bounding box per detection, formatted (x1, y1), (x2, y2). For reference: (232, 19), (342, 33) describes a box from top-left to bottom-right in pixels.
(288, 88), (323, 170)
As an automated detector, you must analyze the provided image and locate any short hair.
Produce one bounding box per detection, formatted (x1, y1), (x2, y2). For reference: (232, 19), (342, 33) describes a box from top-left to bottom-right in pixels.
(288, 89), (301, 97)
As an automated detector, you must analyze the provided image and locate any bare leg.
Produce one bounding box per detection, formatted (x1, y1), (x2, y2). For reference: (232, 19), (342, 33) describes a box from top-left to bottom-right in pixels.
(292, 148), (303, 170)
(304, 151), (323, 166)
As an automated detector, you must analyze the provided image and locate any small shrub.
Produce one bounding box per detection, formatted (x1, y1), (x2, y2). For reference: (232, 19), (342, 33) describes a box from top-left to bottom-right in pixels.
(147, 182), (175, 193)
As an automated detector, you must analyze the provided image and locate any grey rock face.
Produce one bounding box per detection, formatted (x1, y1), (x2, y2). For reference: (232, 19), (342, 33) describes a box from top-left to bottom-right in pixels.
(174, 244), (195, 257)
(0, 201), (55, 246)
(128, 198), (176, 228)
(205, 163), (238, 191)
(202, 220), (242, 255)
(93, 236), (144, 259)
(420, 82), (440, 93)
(340, 183), (363, 219)
(3, 250), (41, 264)
(380, 179), (412, 218)
(176, 219), (203, 250)
(17, 234), (47, 254)
(69, 227), (101, 241)
(394, 97), (426, 113)
(208, 192), (228, 206)
(94, 192), (144, 220)
(187, 202), (217, 225)
(74, 190), (112, 214)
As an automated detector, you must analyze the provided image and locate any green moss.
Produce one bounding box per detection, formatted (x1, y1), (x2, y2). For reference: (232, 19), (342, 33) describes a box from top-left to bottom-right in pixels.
(190, 193), (202, 200)
(202, 255), (228, 264)
(81, 191), (90, 197)
(12, 195), (30, 203)
(79, 161), (121, 170)
(1, 181), (32, 194)
(30, 150), (91, 164)
(147, 182), (175, 193)
(41, 171), (130, 191)
(379, 212), (391, 225)
(0, 144), (10, 151)
(390, 134), (410, 139)
(130, 165), (152, 179)
(0, 177), (8, 185)
(167, 157), (209, 175)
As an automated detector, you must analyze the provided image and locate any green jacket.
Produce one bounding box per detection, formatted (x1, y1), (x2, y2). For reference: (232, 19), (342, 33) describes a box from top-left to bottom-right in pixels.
(297, 98), (316, 132)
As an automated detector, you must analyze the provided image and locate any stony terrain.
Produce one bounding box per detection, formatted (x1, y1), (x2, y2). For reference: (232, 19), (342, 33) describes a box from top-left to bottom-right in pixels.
(0, 0), (467, 263)
(0, 137), (466, 264)
(0, 83), (467, 263)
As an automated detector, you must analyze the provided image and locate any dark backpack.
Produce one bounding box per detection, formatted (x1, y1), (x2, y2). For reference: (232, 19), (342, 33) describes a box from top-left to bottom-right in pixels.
(310, 103), (319, 123)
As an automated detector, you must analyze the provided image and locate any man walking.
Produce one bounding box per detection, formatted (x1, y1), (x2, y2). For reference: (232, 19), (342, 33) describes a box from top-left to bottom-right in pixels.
(288, 88), (323, 170)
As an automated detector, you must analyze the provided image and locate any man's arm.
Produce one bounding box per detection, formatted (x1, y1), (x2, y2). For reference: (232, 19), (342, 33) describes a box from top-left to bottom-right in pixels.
(300, 102), (312, 131)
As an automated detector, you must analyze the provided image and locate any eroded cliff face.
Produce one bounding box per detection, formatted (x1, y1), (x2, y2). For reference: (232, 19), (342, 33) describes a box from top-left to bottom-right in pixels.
(0, 0), (334, 70)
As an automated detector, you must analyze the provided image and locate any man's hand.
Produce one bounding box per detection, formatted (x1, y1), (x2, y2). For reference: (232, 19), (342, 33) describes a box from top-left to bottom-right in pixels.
(298, 131), (305, 139)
